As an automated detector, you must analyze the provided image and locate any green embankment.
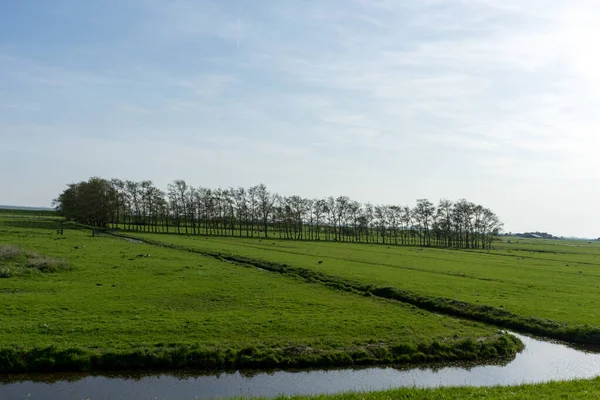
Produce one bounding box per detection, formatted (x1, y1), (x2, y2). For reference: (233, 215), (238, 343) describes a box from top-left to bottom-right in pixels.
(126, 233), (600, 344)
(257, 377), (600, 400)
(0, 214), (519, 373)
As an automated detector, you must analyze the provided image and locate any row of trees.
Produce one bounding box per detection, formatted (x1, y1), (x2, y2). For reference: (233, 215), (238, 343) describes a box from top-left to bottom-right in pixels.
(53, 177), (503, 249)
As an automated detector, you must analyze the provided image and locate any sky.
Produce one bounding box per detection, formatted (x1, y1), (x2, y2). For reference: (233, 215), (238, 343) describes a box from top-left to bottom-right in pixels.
(1, 0), (599, 238)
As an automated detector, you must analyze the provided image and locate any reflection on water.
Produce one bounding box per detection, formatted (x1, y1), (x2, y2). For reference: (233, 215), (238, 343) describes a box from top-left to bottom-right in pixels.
(2, 333), (600, 400)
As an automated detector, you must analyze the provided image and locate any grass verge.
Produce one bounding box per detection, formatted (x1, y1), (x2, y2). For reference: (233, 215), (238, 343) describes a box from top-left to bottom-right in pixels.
(260, 376), (600, 400)
(0, 333), (520, 373)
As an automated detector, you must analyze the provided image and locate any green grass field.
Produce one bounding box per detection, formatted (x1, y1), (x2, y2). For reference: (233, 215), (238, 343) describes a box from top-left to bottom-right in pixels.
(266, 377), (600, 400)
(124, 232), (600, 343)
(0, 213), (519, 373)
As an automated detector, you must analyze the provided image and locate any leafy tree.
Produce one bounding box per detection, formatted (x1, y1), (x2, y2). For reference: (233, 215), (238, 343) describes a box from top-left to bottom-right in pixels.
(53, 177), (115, 227)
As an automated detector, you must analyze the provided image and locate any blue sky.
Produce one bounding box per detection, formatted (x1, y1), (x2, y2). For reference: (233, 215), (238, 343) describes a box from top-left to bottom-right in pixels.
(1, 0), (599, 237)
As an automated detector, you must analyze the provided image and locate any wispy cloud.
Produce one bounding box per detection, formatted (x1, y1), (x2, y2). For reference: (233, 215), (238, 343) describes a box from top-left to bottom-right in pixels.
(2, 0), (600, 235)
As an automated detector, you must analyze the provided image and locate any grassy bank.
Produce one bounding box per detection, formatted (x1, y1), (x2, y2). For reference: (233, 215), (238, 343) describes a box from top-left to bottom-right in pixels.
(258, 377), (600, 400)
(124, 232), (600, 344)
(0, 214), (519, 373)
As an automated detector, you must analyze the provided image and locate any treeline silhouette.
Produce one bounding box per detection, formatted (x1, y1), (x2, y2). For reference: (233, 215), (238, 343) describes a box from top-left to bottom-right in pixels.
(53, 177), (503, 249)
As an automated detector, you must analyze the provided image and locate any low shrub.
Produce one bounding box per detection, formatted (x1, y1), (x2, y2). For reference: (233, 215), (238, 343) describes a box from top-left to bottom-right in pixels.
(0, 267), (11, 278)
(26, 255), (70, 273)
(0, 245), (70, 278)
(0, 244), (22, 261)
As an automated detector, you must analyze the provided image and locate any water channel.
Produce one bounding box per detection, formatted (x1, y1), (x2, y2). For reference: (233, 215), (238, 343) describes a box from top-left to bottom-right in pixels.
(2, 333), (600, 400)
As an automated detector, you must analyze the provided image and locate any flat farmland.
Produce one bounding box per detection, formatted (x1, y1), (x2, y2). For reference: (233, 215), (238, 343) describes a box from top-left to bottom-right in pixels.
(128, 233), (600, 336)
(0, 213), (517, 373)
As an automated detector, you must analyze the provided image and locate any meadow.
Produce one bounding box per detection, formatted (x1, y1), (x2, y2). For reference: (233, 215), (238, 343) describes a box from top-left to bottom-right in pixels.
(266, 377), (600, 400)
(125, 232), (600, 344)
(0, 212), (519, 373)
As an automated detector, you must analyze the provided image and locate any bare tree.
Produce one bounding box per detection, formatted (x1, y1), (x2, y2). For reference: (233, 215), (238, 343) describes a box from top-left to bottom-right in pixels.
(233, 187), (248, 237)
(312, 199), (326, 240)
(256, 184), (274, 238)
(414, 199), (436, 246)
(55, 177), (503, 249)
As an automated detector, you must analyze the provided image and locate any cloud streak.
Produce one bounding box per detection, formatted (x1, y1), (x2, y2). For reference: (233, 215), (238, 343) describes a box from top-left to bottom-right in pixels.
(1, 0), (600, 236)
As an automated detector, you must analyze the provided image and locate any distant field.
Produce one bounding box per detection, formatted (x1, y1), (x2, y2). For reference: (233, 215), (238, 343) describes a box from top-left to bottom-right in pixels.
(0, 207), (57, 217)
(126, 232), (600, 340)
(0, 212), (516, 373)
(494, 237), (600, 266)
